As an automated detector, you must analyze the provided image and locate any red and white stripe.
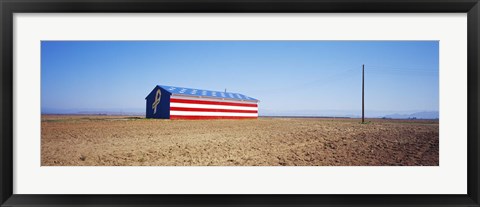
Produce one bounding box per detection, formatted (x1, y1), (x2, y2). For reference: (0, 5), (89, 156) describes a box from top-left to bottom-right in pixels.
(169, 96), (258, 120)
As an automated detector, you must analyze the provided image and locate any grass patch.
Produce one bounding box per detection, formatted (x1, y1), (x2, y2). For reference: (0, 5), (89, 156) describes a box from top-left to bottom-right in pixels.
(42, 119), (69, 123)
(125, 117), (143, 120)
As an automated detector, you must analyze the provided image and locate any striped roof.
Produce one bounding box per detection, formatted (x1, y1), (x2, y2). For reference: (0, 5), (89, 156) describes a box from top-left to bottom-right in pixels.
(158, 85), (259, 102)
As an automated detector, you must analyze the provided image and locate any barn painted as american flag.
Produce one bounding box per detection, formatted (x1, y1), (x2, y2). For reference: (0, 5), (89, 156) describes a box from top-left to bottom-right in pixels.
(145, 85), (259, 119)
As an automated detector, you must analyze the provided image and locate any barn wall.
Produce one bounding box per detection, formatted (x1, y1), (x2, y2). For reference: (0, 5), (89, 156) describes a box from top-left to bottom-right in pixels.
(169, 96), (258, 120)
(146, 86), (170, 119)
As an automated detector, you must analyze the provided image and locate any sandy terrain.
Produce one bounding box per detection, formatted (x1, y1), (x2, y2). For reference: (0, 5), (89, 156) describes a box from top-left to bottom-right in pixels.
(41, 115), (439, 166)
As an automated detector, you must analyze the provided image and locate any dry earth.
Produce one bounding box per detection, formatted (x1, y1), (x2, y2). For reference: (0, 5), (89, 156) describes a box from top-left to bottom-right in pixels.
(41, 115), (439, 166)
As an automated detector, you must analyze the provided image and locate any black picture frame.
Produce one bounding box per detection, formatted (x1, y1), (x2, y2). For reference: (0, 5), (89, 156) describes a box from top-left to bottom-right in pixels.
(1, 0), (479, 206)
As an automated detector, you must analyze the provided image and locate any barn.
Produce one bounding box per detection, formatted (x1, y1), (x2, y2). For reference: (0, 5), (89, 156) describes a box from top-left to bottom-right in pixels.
(145, 85), (259, 119)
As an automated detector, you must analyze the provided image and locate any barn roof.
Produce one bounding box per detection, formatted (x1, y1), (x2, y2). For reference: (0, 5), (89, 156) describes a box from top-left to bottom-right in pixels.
(157, 85), (259, 102)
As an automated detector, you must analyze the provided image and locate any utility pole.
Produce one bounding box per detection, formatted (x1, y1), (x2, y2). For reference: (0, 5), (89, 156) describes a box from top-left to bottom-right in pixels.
(362, 64), (365, 123)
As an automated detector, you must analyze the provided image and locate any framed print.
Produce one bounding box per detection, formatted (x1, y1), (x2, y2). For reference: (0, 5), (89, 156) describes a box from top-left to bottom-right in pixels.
(1, 0), (479, 206)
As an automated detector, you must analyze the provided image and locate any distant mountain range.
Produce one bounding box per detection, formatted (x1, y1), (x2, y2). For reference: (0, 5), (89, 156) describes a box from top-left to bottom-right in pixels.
(259, 109), (439, 119)
(383, 111), (439, 119)
(42, 107), (144, 115)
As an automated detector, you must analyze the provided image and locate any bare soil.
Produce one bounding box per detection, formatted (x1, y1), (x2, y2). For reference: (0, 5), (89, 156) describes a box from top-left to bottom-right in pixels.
(41, 115), (439, 166)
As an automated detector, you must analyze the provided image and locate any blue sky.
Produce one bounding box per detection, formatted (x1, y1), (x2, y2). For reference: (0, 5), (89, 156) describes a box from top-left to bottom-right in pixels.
(41, 41), (439, 117)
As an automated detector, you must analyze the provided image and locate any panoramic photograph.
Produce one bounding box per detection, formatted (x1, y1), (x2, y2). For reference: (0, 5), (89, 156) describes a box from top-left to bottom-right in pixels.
(41, 41), (439, 166)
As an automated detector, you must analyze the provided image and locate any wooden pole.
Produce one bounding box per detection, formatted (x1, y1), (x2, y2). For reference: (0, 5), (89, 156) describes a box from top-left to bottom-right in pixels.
(362, 64), (365, 123)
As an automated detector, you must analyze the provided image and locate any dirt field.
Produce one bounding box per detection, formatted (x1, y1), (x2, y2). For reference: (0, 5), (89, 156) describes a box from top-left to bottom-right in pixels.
(41, 115), (439, 166)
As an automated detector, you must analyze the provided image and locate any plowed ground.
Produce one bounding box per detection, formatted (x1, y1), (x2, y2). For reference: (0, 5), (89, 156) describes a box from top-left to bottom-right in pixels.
(41, 115), (439, 166)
